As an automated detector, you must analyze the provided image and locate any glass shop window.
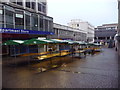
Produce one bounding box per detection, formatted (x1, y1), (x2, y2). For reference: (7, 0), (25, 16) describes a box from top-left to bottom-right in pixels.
(31, 15), (38, 30)
(15, 13), (24, 29)
(39, 17), (44, 31)
(44, 19), (48, 31)
(25, 14), (30, 30)
(5, 10), (14, 24)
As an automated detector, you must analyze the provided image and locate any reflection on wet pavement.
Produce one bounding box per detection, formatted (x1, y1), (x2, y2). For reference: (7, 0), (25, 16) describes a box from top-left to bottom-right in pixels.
(2, 48), (118, 88)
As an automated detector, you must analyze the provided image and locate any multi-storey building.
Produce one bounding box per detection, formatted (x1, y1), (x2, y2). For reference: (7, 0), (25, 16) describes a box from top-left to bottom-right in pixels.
(94, 23), (117, 45)
(48, 23), (87, 41)
(118, 0), (120, 60)
(67, 19), (95, 42)
(0, 0), (54, 55)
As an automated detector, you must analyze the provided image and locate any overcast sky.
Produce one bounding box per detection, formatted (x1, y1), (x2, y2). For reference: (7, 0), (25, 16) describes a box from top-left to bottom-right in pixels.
(47, 0), (118, 27)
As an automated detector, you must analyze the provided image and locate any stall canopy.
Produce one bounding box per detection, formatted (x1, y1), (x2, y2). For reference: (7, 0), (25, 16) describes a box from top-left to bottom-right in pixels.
(73, 41), (87, 45)
(62, 40), (79, 44)
(87, 42), (102, 46)
(48, 39), (68, 43)
(23, 38), (49, 45)
(2, 40), (24, 45)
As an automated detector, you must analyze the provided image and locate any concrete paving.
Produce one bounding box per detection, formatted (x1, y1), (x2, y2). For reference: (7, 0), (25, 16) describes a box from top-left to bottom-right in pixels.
(2, 48), (118, 88)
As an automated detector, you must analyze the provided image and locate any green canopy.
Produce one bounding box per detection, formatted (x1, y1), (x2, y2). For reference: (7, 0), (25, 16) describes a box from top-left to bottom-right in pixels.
(74, 41), (87, 45)
(23, 38), (49, 45)
(63, 40), (79, 44)
(94, 43), (102, 46)
(38, 38), (54, 43)
(87, 42), (101, 46)
(2, 40), (24, 45)
(45, 39), (68, 43)
(87, 42), (95, 46)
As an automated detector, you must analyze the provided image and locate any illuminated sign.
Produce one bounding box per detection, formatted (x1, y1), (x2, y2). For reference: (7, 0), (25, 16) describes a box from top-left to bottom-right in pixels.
(0, 28), (54, 35)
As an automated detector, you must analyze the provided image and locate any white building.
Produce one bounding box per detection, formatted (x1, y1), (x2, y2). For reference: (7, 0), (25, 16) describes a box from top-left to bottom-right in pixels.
(48, 23), (87, 41)
(67, 19), (95, 42)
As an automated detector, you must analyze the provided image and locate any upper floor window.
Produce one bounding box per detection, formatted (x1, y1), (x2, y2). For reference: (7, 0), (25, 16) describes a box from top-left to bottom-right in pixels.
(0, 9), (3, 15)
(15, 12), (24, 29)
(0, 9), (3, 23)
(31, 14), (38, 30)
(42, 5), (46, 13)
(9, 0), (16, 3)
(17, 2), (23, 6)
(38, 3), (42, 11)
(26, 1), (31, 8)
(10, 0), (23, 6)
(5, 9), (14, 24)
(31, 2), (36, 10)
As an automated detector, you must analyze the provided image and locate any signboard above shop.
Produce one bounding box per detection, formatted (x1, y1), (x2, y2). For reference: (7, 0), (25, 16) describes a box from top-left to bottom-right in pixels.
(0, 28), (54, 35)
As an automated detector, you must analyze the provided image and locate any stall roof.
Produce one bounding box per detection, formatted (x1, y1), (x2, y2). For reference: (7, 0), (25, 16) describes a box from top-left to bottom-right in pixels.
(2, 40), (24, 45)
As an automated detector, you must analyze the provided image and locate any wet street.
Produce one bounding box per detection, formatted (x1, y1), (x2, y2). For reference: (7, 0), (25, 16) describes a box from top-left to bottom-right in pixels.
(2, 48), (118, 88)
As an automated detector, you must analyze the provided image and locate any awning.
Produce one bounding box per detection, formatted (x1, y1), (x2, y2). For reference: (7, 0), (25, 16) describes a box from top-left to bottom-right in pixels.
(2, 40), (24, 45)
(50, 39), (67, 43)
(23, 38), (49, 45)
(62, 40), (79, 44)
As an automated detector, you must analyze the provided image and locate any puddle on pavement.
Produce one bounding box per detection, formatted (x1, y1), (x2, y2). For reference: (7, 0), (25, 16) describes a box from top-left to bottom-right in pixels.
(56, 68), (81, 74)
(34, 63), (82, 74)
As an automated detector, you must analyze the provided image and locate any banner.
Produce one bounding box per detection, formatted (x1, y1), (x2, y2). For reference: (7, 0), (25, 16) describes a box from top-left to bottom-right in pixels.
(0, 28), (54, 35)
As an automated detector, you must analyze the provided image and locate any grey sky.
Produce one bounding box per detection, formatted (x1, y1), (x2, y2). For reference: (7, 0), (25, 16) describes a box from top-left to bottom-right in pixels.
(47, 0), (118, 27)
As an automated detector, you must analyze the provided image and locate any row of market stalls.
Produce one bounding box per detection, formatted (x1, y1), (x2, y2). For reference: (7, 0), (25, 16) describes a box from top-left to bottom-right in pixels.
(2, 38), (102, 59)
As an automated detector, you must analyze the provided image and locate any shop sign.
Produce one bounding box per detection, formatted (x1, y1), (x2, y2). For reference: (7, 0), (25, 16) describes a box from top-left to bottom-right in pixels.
(0, 28), (54, 35)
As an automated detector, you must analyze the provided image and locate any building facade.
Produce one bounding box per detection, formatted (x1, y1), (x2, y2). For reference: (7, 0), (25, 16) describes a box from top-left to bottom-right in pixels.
(94, 23), (117, 45)
(67, 19), (95, 42)
(118, 0), (120, 61)
(0, 0), (54, 55)
(48, 23), (87, 41)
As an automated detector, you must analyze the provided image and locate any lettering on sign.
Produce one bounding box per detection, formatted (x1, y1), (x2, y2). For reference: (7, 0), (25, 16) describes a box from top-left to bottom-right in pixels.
(0, 28), (29, 34)
(0, 28), (54, 35)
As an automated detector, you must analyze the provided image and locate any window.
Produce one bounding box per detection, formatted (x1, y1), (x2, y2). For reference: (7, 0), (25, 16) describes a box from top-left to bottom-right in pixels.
(42, 5), (46, 13)
(5, 9), (14, 28)
(39, 17), (44, 31)
(26, 1), (31, 8)
(25, 14), (30, 30)
(44, 19), (48, 31)
(38, 3), (42, 11)
(31, 14), (38, 30)
(5, 10), (14, 24)
(17, 2), (23, 6)
(0, 9), (3, 14)
(15, 13), (24, 29)
(9, 0), (16, 3)
(31, 2), (36, 10)
(0, 9), (3, 22)
(41, 2), (46, 5)
(48, 21), (53, 32)
(16, 0), (23, 6)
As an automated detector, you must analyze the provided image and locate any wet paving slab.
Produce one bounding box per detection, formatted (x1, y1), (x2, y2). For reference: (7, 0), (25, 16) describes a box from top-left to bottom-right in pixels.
(2, 48), (118, 88)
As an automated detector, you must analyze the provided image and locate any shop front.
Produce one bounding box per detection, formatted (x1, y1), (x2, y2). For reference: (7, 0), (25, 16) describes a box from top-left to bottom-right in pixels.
(1, 28), (54, 56)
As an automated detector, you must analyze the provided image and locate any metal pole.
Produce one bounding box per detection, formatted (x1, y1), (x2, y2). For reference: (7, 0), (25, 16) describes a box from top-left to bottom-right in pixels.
(27, 45), (30, 67)
(14, 45), (17, 66)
